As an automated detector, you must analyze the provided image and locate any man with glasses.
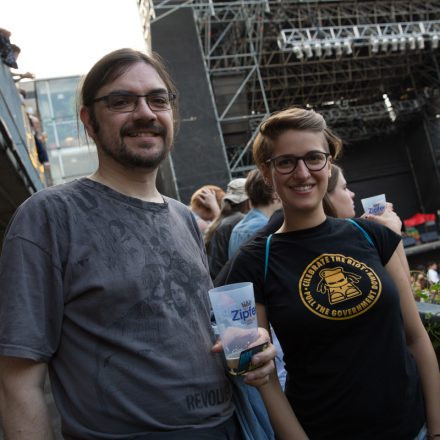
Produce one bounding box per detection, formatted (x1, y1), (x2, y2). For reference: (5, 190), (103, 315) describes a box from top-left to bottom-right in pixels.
(0, 49), (275, 440)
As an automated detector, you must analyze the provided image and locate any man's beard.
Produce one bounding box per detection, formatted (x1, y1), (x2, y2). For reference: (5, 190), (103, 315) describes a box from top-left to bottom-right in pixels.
(100, 138), (169, 169)
(95, 120), (171, 169)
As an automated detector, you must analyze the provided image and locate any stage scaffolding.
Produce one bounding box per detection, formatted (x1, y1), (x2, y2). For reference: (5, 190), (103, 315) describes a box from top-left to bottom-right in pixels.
(142, 0), (440, 175)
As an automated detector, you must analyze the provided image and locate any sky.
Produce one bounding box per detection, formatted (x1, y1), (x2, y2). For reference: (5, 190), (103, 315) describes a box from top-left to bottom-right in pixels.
(2, 0), (147, 79)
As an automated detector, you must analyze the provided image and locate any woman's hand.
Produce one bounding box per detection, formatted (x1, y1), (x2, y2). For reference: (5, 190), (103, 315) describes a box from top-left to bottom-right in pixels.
(197, 189), (220, 218)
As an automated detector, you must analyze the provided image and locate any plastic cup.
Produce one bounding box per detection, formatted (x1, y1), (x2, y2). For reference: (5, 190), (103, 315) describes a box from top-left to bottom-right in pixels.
(361, 194), (386, 215)
(208, 282), (259, 375)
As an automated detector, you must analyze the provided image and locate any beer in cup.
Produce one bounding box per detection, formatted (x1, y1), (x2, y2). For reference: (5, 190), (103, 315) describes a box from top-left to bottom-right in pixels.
(209, 282), (259, 375)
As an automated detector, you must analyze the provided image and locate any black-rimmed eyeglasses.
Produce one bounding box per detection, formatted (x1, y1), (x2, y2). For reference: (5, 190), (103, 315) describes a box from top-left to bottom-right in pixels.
(93, 92), (176, 113)
(266, 151), (330, 174)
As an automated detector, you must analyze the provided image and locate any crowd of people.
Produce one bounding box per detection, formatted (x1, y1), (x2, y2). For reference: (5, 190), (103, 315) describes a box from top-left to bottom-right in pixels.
(411, 262), (440, 303)
(0, 47), (438, 440)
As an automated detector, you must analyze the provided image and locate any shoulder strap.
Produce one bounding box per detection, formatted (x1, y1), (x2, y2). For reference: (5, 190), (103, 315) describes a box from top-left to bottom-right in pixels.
(264, 234), (273, 282)
(345, 218), (375, 248)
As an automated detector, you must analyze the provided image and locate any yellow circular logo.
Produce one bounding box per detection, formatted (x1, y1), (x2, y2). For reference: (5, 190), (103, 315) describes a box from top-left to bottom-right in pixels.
(299, 254), (382, 320)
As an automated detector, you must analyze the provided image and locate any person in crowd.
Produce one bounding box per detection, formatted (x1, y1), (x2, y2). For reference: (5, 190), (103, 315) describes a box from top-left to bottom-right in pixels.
(190, 184), (224, 234)
(413, 272), (428, 291)
(205, 178), (250, 280)
(228, 169), (281, 259)
(0, 48), (276, 439)
(324, 164), (412, 281)
(427, 262), (440, 284)
(16, 88), (53, 186)
(321, 163), (355, 218)
(9, 43), (35, 82)
(224, 107), (440, 439)
(220, 163), (411, 391)
(0, 28), (11, 38)
(0, 27), (18, 69)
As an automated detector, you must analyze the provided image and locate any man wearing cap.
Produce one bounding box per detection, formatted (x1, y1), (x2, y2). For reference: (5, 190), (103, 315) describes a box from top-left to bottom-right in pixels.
(206, 178), (250, 280)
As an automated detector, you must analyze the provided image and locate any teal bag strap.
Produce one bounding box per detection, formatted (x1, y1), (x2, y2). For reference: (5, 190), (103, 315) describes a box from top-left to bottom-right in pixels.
(346, 218), (375, 248)
(264, 234), (273, 282)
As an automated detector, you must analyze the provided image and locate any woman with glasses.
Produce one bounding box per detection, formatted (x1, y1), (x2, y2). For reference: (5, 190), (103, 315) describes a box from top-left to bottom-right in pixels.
(225, 107), (439, 439)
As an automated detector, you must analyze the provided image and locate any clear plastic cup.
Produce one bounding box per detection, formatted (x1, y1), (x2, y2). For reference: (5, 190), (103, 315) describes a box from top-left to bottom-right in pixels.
(208, 282), (259, 375)
(361, 194), (386, 215)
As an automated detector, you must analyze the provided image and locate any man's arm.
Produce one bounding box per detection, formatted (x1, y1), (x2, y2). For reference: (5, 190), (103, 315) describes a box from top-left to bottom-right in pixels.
(0, 356), (54, 439)
(12, 71), (35, 82)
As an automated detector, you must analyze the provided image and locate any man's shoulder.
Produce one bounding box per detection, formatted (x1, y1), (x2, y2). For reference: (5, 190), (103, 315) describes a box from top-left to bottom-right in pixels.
(4, 181), (85, 242)
(164, 196), (189, 210)
(163, 196), (202, 237)
(19, 180), (83, 210)
(163, 196), (194, 219)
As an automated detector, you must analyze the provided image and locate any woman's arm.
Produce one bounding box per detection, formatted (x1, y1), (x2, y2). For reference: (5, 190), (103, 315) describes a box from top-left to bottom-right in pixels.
(255, 304), (309, 440)
(385, 252), (440, 436)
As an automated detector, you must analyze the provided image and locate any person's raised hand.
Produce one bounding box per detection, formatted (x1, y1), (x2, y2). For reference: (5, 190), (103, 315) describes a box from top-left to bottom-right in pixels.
(197, 189), (220, 218)
(362, 202), (402, 235)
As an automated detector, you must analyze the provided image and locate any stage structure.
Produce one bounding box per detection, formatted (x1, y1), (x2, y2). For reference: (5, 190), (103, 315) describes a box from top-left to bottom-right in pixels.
(142, 0), (440, 181)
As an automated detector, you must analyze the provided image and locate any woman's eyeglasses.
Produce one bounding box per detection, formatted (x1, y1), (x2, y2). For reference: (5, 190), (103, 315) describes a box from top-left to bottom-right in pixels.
(266, 151), (330, 174)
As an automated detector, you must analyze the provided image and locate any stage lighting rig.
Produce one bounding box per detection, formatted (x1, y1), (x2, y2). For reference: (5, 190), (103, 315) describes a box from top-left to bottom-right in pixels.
(278, 20), (440, 59)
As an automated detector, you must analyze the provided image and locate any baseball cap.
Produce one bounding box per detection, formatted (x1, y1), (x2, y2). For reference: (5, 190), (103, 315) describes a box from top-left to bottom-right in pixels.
(223, 178), (248, 204)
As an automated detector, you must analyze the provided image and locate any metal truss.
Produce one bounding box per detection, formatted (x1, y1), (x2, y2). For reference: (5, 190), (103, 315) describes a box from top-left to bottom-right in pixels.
(193, 1), (272, 174)
(137, 0), (155, 44)
(278, 20), (440, 59)
(320, 98), (423, 122)
(148, 0), (440, 176)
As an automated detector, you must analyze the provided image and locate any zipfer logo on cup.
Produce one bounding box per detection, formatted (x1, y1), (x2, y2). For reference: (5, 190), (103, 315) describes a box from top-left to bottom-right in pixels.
(367, 202), (385, 215)
(231, 300), (257, 322)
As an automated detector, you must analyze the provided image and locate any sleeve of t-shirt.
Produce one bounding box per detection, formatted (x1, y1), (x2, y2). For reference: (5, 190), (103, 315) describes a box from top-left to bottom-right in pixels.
(0, 203), (64, 362)
(223, 240), (266, 306)
(353, 218), (401, 266)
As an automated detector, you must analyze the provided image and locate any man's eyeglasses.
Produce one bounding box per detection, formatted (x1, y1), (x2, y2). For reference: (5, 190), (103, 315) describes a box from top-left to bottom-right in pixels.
(93, 92), (176, 113)
(266, 151), (330, 174)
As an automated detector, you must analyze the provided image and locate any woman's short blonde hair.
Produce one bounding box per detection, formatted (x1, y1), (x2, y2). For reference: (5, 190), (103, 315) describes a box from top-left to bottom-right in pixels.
(253, 107), (342, 170)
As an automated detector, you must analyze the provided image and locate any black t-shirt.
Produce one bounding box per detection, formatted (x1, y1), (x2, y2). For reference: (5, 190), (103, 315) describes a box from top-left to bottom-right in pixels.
(214, 209), (283, 286)
(226, 217), (425, 440)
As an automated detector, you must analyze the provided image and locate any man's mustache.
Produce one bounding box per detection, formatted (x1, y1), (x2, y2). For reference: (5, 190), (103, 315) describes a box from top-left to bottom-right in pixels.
(121, 121), (166, 137)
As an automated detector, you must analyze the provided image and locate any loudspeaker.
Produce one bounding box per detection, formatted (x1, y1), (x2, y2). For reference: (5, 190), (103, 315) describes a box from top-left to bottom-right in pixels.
(420, 231), (439, 243)
(151, 7), (230, 204)
(402, 236), (417, 247)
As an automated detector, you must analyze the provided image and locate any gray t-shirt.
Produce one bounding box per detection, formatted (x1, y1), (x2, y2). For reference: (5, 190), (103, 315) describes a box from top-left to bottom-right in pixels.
(0, 178), (233, 439)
